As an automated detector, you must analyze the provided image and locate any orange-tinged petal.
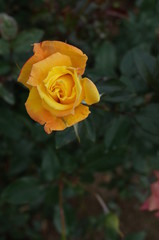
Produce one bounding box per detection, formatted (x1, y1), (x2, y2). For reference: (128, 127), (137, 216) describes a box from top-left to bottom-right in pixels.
(18, 54), (42, 88)
(44, 117), (66, 134)
(37, 41), (84, 56)
(42, 99), (74, 117)
(33, 41), (88, 75)
(18, 43), (48, 88)
(25, 87), (52, 125)
(82, 78), (100, 105)
(64, 104), (90, 127)
(52, 41), (88, 75)
(33, 42), (46, 58)
(27, 53), (72, 86)
(25, 87), (66, 133)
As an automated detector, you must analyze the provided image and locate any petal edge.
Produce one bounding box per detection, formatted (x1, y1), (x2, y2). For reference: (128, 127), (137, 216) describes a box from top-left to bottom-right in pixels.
(82, 78), (100, 105)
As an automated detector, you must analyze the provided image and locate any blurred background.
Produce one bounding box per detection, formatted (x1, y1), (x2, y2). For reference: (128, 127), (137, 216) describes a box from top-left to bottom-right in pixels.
(1, 0), (159, 239)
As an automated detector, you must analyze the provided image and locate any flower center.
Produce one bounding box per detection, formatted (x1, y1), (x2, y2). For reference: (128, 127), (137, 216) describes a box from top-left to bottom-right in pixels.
(44, 68), (76, 104)
(50, 74), (74, 101)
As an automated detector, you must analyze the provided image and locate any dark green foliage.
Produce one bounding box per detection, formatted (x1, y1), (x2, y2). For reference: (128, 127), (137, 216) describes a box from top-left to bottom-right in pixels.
(0, 0), (159, 239)
(125, 232), (146, 240)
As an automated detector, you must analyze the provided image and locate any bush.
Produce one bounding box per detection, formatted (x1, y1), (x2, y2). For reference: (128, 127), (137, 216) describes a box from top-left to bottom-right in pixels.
(1, 0), (159, 239)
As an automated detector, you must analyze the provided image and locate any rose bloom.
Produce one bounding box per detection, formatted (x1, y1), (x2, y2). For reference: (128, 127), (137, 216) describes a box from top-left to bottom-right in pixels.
(141, 171), (159, 217)
(18, 41), (100, 134)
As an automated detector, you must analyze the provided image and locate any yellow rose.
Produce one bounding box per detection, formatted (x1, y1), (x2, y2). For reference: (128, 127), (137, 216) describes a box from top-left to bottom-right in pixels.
(18, 41), (100, 134)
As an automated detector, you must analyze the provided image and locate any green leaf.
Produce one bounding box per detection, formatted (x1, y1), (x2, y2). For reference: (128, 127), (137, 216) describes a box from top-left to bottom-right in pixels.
(120, 49), (149, 93)
(104, 116), (131, 150)
(84, 119), (96, 142)
(41, 147), (60, 181)
(0, 62), (10, 75)
(13, 29), (44, 54)
(1, 177), (43, 205)
(85, 143), (126, 171)
(96, 79), (125, 95)
(53, 206), (65, 235)
(133, 155), (149, 174)
(133, 49), (157, 84)
(135, 104), (159, 136)
(55, 127), (76, 149)
(53, 204), (76, 235)
(94, 41), (117, 76)
(0, 39), (10, 56)
(0, 108), (23, 139)
(120, 47), (157, 91)
(0, 13), (18, 40)
(120, 49), (137, 77)
(45, 186), (59, 206)
(103, 91), (134, 103)
(120, 76), (136, 93)
(125, 231), (146, 240)
(9, 140), (34, 175)
(0, 84), (15, 105)
(59, 151), (77, 174)
(105, 118), (121, 149)
(137, 0), (156, 11)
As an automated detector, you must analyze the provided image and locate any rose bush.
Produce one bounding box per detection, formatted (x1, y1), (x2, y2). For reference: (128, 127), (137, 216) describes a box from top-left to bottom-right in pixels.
(18, 41), (100, 134)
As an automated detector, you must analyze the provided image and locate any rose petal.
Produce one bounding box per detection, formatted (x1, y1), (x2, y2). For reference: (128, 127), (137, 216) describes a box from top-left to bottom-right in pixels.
(33, 41), (88, 75)
(25, 87), (66, 133)
(151, 181), (159, 197)
(141, 199), (150, 210)
(149, 195), (159, 211)
(64, 104), (90, 127)
(25, 87), (49, 125)
(82, 77), (100, 105)
(27, 53), (72, 86)
(18, 54), (43, 88)
(43, 66), (82, 107)
(44, 117), (67, 134)
(37, 84), (74, 111)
